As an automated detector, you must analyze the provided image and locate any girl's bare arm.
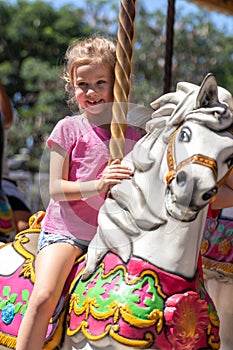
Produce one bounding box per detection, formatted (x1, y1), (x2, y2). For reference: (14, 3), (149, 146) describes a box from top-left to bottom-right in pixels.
(49, 142), (132, 201)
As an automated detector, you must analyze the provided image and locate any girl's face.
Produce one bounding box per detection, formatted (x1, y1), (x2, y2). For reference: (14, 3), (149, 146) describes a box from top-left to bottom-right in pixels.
(73, 63), (114, 119)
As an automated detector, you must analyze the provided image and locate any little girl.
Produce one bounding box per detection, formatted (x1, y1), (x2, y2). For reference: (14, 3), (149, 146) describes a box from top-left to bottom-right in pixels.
(16, 36), (141, 350)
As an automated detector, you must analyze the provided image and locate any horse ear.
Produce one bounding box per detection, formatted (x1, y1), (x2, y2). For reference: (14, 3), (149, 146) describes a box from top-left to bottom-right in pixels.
(196, 73), (219, 108)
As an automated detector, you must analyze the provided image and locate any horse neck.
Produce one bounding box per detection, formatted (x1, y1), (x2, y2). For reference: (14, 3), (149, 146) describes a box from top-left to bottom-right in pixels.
(130, 130), (209, 279)
(133, 206), (208, 279)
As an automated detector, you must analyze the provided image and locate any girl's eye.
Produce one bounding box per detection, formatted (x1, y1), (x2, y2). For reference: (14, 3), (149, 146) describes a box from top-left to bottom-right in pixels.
(77, 82), (86, 87)
(97, 80), (106, 85)
(178, 127), (191, 142)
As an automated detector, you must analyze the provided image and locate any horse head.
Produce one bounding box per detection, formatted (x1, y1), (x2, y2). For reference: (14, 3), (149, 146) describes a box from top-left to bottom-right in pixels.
(150, 73), (233, 222)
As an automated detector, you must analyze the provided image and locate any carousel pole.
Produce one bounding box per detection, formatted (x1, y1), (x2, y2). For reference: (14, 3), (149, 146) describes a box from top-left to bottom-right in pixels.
(163, 0), (176, 93)
(109, 0), (137, 162)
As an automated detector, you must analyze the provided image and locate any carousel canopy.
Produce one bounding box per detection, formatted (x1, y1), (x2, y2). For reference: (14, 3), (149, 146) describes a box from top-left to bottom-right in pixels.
(188, 0), (233, 16)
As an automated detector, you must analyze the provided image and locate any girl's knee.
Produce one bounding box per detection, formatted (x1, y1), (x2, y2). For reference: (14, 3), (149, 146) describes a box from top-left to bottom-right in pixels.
(30, 287), (57, 313)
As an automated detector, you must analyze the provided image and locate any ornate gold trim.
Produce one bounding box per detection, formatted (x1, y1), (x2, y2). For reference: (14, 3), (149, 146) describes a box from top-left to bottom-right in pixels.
(70, 297), (163, 332)
(202, 256), (233, 276)
(11, 229), (40, 283)
(0, 333), (16, 349)
(69, 322), (154, 348)
(207, 333), (220, 350)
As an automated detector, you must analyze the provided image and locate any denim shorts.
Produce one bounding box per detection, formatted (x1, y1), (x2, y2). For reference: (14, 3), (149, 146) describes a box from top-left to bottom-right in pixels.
(37, 230), (89, 254)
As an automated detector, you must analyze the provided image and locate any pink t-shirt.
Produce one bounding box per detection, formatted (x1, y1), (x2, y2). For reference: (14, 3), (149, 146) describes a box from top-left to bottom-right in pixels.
(42, 114), (141, 242)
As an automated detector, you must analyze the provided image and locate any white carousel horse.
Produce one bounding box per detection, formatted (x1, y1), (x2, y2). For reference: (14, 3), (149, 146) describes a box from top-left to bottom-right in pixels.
(0, 73), (233, 350)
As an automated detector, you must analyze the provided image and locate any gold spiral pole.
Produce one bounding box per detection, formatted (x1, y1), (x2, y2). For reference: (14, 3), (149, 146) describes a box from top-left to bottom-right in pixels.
(109, 0), (137, 162)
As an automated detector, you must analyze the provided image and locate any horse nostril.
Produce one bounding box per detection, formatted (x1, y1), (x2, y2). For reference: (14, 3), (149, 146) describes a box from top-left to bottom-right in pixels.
(176, 171), (187, 187)
(202, 186), (218, 201)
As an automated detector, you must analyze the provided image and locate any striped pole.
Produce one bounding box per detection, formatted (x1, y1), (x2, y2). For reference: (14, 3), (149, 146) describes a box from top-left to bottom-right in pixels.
(109, 0), (137, 162)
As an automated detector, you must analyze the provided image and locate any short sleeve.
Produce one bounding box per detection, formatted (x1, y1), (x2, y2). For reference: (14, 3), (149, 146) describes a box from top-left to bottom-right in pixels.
(47, 116), (81, 153)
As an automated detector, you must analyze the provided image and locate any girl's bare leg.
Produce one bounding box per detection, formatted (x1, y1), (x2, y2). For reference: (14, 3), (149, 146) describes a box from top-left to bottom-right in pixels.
(16, 242), (82, 350)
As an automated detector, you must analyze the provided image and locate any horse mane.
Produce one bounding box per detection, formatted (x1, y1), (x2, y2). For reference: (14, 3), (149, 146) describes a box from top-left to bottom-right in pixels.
(149, 80), (233, 142)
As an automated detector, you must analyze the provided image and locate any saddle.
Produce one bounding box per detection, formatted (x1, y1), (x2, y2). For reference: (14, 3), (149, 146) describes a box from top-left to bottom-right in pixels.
(0, 211), (220, 350)
(0, 211), (84, 349)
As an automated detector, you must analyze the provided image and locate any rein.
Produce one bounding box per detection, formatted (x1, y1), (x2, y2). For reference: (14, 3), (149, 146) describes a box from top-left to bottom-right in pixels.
(165, 126), (231, 187)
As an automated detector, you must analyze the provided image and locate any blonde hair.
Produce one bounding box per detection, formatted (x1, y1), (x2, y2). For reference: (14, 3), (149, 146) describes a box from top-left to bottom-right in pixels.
(63, 36), (116, 109)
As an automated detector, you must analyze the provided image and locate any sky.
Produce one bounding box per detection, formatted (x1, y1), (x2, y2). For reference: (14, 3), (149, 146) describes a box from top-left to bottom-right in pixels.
(9, 0), (233, 33)
(39, 0), (232, 33)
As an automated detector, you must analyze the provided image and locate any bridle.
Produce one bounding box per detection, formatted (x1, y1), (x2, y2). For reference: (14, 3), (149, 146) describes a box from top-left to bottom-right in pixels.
(165, 126), (231, 188)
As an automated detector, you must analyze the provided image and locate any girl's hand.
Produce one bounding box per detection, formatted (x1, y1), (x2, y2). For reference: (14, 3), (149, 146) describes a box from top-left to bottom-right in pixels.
(96, 159), (133, 194)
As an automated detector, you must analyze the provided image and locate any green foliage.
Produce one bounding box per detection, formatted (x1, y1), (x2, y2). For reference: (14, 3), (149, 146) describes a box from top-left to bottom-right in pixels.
(172, 10), (233, 89)
(0, 0), (94, 169)
(0, 0), (232, 171)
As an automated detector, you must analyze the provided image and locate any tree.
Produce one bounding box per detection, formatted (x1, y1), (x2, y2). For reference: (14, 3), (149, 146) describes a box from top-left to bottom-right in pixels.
(0, 0), (94, 169)
(131, 4), (233, 105)
(172, 10), (233, 89)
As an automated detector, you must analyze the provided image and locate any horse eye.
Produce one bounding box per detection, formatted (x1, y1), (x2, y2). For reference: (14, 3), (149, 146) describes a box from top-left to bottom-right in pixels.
(178, 127), (191, 142)
(226, 155), (233, 169)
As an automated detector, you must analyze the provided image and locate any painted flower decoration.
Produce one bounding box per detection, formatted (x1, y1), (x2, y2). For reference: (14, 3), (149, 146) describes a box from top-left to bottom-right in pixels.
(164, 291), (209, 350)
(2, 304), (15, 325)
(218, 238), (231, 256)
(200, 239), (209, 255)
